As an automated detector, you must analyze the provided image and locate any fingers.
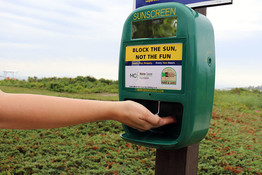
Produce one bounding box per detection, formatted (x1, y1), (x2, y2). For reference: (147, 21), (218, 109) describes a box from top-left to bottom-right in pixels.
(137, 115), (177, 132)
(145, 113), (163, 126)
(145, 114), (176, 127)
(159, 116), (177, 126)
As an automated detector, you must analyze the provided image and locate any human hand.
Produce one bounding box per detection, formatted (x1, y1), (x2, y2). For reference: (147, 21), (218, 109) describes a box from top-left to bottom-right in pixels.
(116, 101), (176, 132)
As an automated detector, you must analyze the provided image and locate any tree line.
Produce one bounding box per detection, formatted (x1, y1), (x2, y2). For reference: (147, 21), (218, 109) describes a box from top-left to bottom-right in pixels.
(0, 76), (118, 94)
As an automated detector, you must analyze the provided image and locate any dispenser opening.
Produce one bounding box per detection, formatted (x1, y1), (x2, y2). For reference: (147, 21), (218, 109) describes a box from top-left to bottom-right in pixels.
(125, 99), (183, 140)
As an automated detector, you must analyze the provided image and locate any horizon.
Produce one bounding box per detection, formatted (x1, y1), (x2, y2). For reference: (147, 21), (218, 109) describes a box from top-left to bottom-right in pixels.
(0, 72), (261, 90)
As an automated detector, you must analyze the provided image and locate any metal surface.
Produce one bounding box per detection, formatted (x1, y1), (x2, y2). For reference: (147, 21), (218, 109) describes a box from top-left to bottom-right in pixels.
(134, 0), (232, 9)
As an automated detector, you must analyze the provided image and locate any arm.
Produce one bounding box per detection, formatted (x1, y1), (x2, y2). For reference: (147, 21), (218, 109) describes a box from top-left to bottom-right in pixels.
(0, 91), (175, 130)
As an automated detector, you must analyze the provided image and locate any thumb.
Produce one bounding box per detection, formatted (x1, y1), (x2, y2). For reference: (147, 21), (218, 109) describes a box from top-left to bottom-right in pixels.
(145, 114), (163, 127)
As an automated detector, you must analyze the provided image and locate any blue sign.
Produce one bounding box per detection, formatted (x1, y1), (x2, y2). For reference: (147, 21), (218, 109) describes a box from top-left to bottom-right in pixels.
(135, 0), (232, 8)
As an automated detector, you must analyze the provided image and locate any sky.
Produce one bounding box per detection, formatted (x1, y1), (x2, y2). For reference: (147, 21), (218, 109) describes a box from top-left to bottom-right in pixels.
(0, 0), (261, 89)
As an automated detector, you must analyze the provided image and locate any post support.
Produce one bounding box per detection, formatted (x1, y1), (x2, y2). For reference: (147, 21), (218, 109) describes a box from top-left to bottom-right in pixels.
(193, 7), (207, 16)
(155, 143), (199, 175)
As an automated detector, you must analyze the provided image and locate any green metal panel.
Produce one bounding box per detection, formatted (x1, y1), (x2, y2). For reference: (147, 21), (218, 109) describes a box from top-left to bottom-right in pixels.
(118, 2), (215, 149)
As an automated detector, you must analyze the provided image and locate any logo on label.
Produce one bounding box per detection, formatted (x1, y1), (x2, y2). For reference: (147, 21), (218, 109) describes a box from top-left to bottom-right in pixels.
(161, 67), (176, 85)
(130, 72), (153, 80)
(130, 73), (138, 79)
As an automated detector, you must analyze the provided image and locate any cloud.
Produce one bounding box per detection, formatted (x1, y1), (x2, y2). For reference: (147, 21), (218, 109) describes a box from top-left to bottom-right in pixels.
(0, 0), (261, 88)
(0, 0), (132, 66)
(207, 0), (262, 40)
(0, 42), (43, 49)
(0, 58), (118, 80)
(205, 0), (262, 88)
(216, 67), (262, 88)
(0, 0), (132, 41)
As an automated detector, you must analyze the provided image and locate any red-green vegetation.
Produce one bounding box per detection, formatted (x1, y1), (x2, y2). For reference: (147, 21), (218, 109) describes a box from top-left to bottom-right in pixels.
(199, 89), (261, 174)
(0, 86), (261, 174)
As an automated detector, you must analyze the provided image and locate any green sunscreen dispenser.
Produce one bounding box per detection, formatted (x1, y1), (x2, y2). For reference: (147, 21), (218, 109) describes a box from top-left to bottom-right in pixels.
(118, 2), (215, 150)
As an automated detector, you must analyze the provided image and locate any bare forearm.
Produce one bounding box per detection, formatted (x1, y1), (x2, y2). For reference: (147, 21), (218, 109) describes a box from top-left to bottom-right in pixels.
(0, 93), (118, 129)
(0, 91), (176, 130)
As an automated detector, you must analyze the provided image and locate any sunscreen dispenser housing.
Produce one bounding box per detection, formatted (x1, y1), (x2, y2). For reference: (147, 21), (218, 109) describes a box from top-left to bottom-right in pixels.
(119, 2), (215, 150)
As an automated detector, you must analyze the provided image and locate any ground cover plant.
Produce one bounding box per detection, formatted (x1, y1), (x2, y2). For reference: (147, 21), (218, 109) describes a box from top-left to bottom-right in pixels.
(0, 85), (261, 174)
(199, 89), (261, 174)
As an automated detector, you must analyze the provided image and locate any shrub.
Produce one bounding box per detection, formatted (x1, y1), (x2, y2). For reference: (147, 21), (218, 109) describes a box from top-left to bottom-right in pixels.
(0, 76), (118, 94)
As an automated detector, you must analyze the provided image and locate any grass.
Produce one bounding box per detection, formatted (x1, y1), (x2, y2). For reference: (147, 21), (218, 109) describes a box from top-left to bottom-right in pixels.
(214, 89), (262, 110)
(0, 86), (261, 174)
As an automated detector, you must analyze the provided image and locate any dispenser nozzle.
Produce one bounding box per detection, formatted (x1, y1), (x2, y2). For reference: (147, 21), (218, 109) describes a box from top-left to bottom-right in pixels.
(155, 101), (161, 116)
